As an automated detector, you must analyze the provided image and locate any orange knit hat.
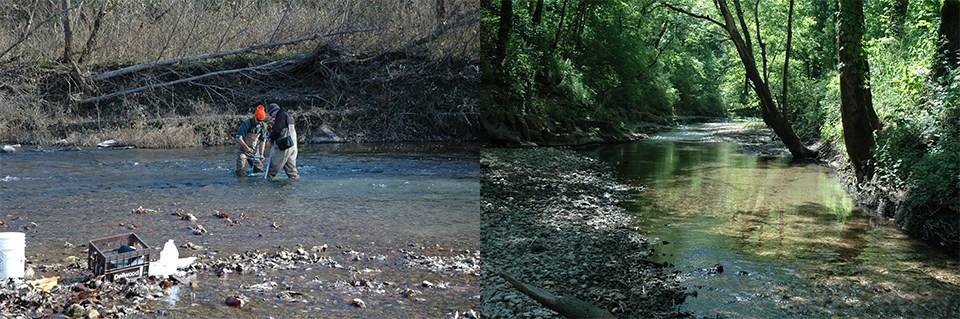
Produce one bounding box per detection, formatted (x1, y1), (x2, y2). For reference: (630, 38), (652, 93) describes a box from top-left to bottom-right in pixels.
(254, 104), (266, 120)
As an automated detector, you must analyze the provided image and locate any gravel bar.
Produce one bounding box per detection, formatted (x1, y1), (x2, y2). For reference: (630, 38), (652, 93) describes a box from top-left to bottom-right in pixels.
(481, 148), (689, 318)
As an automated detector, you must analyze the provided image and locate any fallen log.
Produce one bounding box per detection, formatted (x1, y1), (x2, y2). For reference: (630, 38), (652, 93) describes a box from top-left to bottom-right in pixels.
(87, 28), (374, 82)
(78, 60), (292, 105)
(499, 272), (616, 319)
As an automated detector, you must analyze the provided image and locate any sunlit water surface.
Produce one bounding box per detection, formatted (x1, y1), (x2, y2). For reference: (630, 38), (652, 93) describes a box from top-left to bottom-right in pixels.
(576, 124), (959, 318)
(0, 143), (479, 318)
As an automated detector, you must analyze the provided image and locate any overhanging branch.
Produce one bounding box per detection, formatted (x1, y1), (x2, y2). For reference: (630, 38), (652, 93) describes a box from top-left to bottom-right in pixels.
(660, 2), (726, 29)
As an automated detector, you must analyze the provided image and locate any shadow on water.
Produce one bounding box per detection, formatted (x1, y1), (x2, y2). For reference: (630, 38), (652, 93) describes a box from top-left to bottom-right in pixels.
(575, 124), (960, 318)
(0, 142), (479, 318)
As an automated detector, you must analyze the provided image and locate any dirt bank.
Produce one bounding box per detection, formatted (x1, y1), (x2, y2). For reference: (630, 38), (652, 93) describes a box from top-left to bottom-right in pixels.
(481, 148), (688, 318)
(0, 46), (479, 148)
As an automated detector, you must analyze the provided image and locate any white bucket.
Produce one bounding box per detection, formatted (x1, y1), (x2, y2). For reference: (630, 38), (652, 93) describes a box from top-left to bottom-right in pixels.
(0, 232), (26, 279)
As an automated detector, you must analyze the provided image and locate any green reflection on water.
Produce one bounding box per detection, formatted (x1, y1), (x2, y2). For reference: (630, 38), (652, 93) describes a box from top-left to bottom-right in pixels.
(576, 138), (960, 318)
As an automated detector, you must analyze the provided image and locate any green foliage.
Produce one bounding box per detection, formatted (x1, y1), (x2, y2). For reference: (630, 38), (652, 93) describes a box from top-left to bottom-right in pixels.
(481, 0), (729, 123)
(873, 93), (959, 208)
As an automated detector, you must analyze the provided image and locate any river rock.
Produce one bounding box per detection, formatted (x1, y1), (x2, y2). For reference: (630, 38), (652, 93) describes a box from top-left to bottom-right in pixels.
(225, 296), (244, 308)
(310, 125), (343, 143)
(64, 303), (85, 317)
(97, 140), (117, 148)
(351, 298), (366, 308)
(1, 145), (15, 153)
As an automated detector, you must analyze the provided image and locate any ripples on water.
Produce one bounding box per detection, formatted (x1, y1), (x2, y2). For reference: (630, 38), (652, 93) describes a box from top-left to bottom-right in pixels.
(576, 124), (960, 318)
(0, 142), (480, 317)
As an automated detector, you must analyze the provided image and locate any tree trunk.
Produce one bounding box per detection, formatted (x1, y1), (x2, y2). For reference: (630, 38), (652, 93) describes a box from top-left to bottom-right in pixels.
(933, 0), (960, 80)
(838, 0), (882, 182)
(891, 0), (909, 38)
(716, 0), (815, 159)
(436, 0), (446, 26)
(60, 0), (74, 63)
(79, 3), (109, 64)
(781, 0), (795, 121)
(532, 0), (544, 25)
(495, 0), (513, 68)
(551, 0), (569, 51)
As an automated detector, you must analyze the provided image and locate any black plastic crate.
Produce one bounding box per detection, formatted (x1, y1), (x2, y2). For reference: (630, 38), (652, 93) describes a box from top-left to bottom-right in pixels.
(88, 233), (151, 280)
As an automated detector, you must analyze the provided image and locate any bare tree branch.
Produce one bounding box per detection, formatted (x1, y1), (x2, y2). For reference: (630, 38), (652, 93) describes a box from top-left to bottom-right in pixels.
(0, 1), (83, 62)
(80, 60), (294, 105)
(396, 9), (479, 53)
(88, 29), (376, 82)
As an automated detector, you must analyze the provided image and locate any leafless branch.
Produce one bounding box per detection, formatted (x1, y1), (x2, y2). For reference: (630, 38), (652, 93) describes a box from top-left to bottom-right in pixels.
(88, 28), (376, 82)
(80, 60), (294, 105)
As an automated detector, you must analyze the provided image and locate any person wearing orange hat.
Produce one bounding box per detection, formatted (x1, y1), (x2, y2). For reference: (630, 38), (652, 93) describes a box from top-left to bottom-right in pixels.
(234, 104), (269, 176)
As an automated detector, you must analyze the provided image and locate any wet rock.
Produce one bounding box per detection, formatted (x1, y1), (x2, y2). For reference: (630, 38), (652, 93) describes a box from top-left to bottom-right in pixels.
(180, 241), (203, 250)
(1, 145), (16, 153)
(421, 280), (435, 288)
(351, 298), (366, 308)
(400, 288), (419, 298)
(191, 225), (207, 235)
(712, 264), (724, 274)
(132, 206), (155, 214)
(225, 295), (245, 308)
(97, 140), (117, 148)
(64, 303), (85, 317)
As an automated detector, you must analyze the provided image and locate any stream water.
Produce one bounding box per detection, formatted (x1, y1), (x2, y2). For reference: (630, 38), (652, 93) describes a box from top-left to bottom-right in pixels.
(0, 142), (479, 318)
(576, 123), (960, 318)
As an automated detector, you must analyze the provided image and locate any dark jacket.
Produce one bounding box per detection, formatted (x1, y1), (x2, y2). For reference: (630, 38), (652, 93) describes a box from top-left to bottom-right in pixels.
(269, 109), (294, 143)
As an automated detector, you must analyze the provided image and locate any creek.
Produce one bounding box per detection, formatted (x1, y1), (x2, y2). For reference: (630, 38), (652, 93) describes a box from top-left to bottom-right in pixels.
(0, 142), (479, 318)
(575, 122), (960, 318)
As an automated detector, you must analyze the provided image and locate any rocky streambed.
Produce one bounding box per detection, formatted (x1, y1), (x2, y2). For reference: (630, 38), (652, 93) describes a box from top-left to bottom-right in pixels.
(481, 148), (689, 318)
(0, 242), (480, 318)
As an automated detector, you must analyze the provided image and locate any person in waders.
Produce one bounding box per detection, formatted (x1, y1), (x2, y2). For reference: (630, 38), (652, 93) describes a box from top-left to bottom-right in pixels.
(265, 103), (299, 179)
(235, 104), (268, 176)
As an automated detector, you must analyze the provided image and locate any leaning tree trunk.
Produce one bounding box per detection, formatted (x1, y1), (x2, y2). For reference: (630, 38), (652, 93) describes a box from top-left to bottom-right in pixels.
(838, 0), (882, 183)
(716, 0), (815, 159)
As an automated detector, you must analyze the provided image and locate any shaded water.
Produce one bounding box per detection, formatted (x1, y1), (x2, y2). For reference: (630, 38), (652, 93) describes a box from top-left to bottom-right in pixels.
(0, 143), (479, 317)
(576, 124), (960, 318)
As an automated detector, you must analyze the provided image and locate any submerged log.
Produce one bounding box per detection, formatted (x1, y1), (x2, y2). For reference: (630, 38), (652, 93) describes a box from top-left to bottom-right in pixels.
(499, 273), (616, 319)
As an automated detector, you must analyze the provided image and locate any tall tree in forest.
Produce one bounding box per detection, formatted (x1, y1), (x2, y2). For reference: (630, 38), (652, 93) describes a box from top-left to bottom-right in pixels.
(664, 0), (816, 159)
(838, 0), (882, 182)
(933, 0), (960, 80)
(60, 0), (74, 63)
(781, 0), (795, 121)
(533, 0), (545, 24)
(494, 0), (513, 69)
